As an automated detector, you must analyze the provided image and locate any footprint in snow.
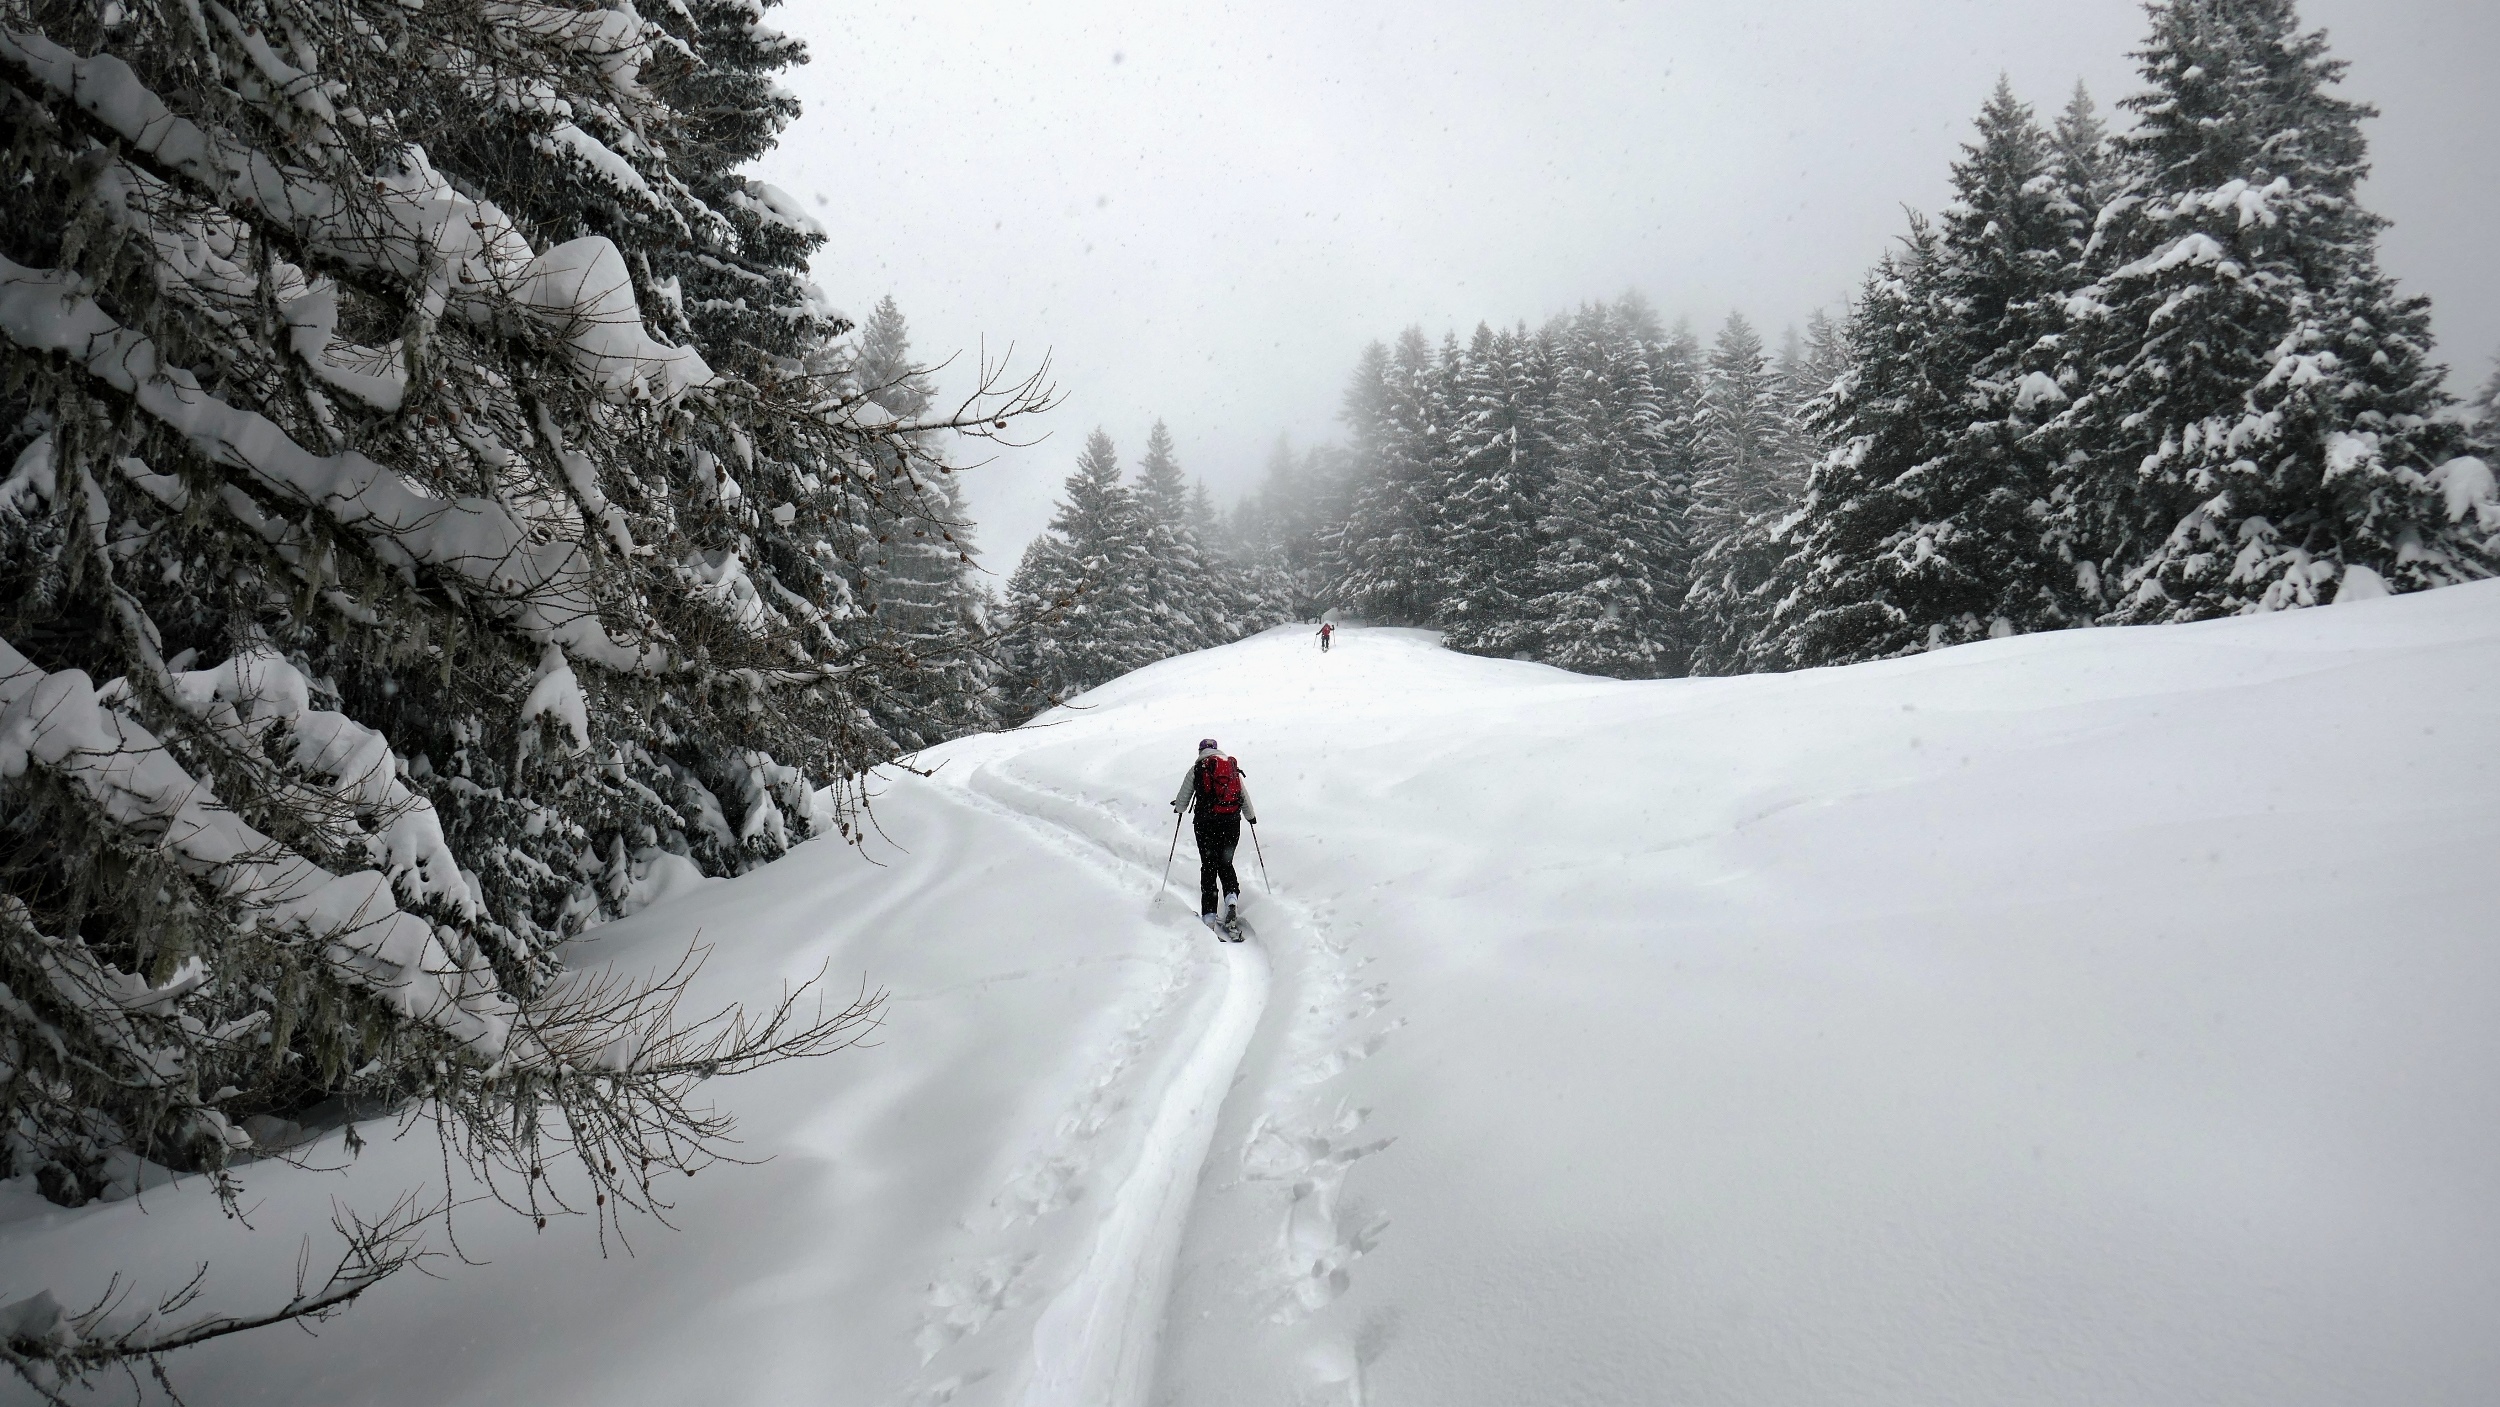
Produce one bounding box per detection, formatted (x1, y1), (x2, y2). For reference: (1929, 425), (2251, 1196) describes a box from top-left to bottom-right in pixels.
(993, 1152), (1085, 1223)
(1283, 1167), (1389, 1315)
(913, 1251), (1035, 1363)
(901, 1368), (989, 1406)
(1290, 1020), (1405, 1086)
(1240, 1108), (1395, 1320)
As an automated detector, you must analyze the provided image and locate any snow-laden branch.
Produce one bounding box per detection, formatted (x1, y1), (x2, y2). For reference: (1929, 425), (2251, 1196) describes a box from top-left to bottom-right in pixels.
(1, 27), (712, 406)
(0, 253), (661, 673)
(0, 634), (515, 1057)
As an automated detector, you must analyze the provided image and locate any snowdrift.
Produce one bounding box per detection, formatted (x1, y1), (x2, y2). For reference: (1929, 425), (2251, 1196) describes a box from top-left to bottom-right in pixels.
(7, 583), (2498, 1406)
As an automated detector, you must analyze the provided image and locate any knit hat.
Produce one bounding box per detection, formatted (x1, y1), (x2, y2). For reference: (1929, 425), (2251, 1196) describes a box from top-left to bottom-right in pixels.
(1197, 738), (1220, 754)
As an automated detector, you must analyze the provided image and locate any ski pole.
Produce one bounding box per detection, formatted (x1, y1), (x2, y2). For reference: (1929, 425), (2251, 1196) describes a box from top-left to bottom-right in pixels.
(1158, 809), (1182, 898)
(1249, 820), (1271, 893)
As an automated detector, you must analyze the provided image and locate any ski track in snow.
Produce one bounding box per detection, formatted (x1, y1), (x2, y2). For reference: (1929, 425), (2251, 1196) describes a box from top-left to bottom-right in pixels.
(1014, 918), (1263, 1407)
(966, 768), (1408, 1360)
(891, 756), (1258, 1406)
(890, 743), (1403, 1407)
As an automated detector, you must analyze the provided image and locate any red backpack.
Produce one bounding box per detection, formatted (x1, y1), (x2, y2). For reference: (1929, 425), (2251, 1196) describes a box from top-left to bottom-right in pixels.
(1198, 755), (1244, 815)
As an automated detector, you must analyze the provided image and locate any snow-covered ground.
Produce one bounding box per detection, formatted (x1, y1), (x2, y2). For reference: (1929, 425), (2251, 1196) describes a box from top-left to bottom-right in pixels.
(7, 583), (2499, 1406)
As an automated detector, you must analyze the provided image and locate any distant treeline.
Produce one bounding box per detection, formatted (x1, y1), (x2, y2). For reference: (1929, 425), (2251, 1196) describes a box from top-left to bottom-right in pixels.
(1228, 0), (2500, 679)
(997, 425), (1297, 719)
(998, 0), (2499, 715)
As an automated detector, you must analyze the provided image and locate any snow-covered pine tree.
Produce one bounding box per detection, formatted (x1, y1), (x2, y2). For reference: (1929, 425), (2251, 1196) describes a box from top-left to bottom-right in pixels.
(1690, 313), (1805, 550)
(1325, 343), (1393, 617)
(847, 295), (997, 748)
(2050, 0), (2495, 617)
(0, 0), (1039, 1377)
(2050, 81), (2116, 239)
(643, 0), (817, 374)
(1132, 420), (1217, 653)
(1333, 329), (1453, 625)
(1185, 474), (1234, 619)
(2034, 79), (2118, 607)
(1682, 312), (1811, 673)
(1647, 311), (1711, 596)
(2471, 359), (2500, 460)
(1775, 324), (1805, 402)
(1781, 313), (1848, 450)
(1191, 474), (1294, 643)
(1764, 79), (2086, 668)
(2454, 359), (2500, 559)
(1923, 77), (2094, 636)
(1773, 324), (1818, 486)
(1002, 429), (1155, 714)
(1529, 305), (1687, 677)
(1437, 323), (1554, 658)
(1769, 309), (1847, 499)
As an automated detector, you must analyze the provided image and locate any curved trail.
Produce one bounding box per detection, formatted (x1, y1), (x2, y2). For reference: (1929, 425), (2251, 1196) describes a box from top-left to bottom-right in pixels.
(929, 750), (1285, 1407)
(1019, 940), (1267, 1405)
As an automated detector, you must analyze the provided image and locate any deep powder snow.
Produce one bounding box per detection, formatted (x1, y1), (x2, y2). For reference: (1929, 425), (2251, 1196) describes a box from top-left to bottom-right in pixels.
(4, 582), (2497, 1406)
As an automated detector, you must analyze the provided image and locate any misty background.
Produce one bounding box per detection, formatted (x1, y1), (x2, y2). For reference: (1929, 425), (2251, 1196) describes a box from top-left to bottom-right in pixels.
(751, 0), (2500, 573)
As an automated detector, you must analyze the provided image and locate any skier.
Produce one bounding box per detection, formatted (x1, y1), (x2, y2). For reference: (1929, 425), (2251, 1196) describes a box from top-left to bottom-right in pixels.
(1317, 622), (1334, 653)
(1171, 738), (1257, 939)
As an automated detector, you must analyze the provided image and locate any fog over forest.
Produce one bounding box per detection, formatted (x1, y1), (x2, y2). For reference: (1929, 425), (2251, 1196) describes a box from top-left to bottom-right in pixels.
(756, 0), (2500, 569)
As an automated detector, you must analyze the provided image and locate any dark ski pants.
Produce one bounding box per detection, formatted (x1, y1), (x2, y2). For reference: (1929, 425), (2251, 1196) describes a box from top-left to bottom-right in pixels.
(1194, 812), (1242, 915)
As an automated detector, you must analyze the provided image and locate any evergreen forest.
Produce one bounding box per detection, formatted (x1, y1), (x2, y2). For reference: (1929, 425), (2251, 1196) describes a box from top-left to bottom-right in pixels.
(990, 6), (2498, 697)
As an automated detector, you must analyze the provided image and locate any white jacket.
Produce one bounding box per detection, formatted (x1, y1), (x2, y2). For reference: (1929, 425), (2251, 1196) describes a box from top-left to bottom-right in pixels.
(1172, 754), (1257, 823)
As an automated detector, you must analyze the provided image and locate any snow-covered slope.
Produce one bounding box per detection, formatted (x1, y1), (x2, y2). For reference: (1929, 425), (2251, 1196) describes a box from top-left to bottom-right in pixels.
(7, 584), (2498, 1406)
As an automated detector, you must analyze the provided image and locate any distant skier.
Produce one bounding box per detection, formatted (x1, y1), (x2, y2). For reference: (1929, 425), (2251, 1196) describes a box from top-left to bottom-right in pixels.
(1317, 622), (1334, 653)
(1172, 737), (1257, 939)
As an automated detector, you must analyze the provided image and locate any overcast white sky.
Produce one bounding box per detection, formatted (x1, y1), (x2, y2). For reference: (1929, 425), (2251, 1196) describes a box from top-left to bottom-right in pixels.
(752, 0), (2500, 573)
